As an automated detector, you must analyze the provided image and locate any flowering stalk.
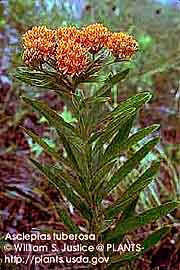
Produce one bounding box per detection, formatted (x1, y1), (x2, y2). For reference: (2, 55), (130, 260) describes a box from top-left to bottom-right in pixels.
(16, 23), (179, 270)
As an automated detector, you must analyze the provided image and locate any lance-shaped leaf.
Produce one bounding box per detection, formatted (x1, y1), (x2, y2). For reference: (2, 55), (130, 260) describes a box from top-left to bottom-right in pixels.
(88, 107), (133, 144)
(92, 92), (151, 140)
(22, 97), (76, 136)
(101, 124), (160, 173)
(15, 67), (73, 92)
(143, 226), (171, 251)
(101, 137), (159, 198)
(90, 159), (117, 192)
(15, 67), (56, 88)
(57, 131), (81, 172)
(93, 92), (152, 132)
(126, 124), (160, 148)
(76, 96), (111, 137)
(101, 115), (136, 165)
(57, 131), (90, 183)
(56, 207), (80, 233)
(105, 162), (160, 219)
(50, 166), (88, 202)
(94, 69), (130, 97)
(30, 159), (92, 221)
(103, 201), (180, 241)
(109, 252), (139, 270)
(79, 96), (110, 118)
(90, 108), (136, 152)
(22, 127), (72, 168)
(22, 97), (85, 173)
(113, 92), (152, 114)
(89, 92), (152, 148)
(118, 196), (139, 224)
(108, 226), (171, 269)
(89, 92), (150, 144)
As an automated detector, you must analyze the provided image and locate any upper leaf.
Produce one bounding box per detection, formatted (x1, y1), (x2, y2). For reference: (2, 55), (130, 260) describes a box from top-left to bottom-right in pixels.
(15, 67), (73, 92)
(94, 69), (130, 97)
(22, 97), (76, 136)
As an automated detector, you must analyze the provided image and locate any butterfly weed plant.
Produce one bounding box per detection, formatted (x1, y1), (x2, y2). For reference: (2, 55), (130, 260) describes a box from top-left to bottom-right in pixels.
(15, 24), (179, 269)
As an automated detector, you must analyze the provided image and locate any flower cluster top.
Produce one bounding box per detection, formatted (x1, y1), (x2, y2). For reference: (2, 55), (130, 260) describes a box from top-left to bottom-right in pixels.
(22, 23), (138, 77)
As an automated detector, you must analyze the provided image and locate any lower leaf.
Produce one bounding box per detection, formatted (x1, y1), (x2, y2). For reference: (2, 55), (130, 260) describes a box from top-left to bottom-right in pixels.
(103, 201), (180, 241)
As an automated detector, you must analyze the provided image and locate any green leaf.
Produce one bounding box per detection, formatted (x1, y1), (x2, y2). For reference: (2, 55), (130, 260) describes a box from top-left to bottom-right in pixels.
(50, 166), (88, 202)
(90, 108), (136, 152)
(22, 127), (71, 167)
(103, 201), (180, 241)
(57, 131), (89, 181)
(121, 162), (160, 201)
(105, 162), (160, 219)
(126, 124), (160, 148)
(102, 137), (159, 197)
(30, 159), (92, 221)
(82, 96), (111, 134)
(15, 67), (72, 92)
(91, 92), (151, 138)
(143, 226), (171, 251)
(108, 226), (170, 268)
(22, 97), (76, 137)
(15, 67), (55, 87)
(120, 196), (139, 222)
(113, 92), (152, 114)
(83, 96), (110, 108)
(90, 159), (116, 192)
(109, 252), (138, 270)
(22, 97), (85, 173)
(60, 106), (77, 123)
(89, 92), (152, 152)
(104, 124), (160, 165)
(58, 131), (79, 168)
(94, 69), (130, 97)
(101, 115), (136, 165)
(71, 94), (81, 115)
(56, 207), (80, 233)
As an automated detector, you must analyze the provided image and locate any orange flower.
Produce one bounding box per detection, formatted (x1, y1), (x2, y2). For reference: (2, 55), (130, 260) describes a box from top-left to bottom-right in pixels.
(106, 32), (138, 59)
(79, 23), (110, 54)
(56, 26), (80, 42)
(22, 26), (55, 66)
(23, 48), (44, 66)
(55, 39), (89, 76)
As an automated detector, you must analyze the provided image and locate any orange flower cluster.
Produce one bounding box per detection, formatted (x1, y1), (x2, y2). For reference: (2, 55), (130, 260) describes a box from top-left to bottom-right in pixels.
(78, 23), (110, 54)
(106, 32), (138, 59)
(55, 40), (88, 77)
(22, 26), (55, 66)
(55, 26), (88, 75)
(22, 24), (138, 76)
(56, 26), (80, 42)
